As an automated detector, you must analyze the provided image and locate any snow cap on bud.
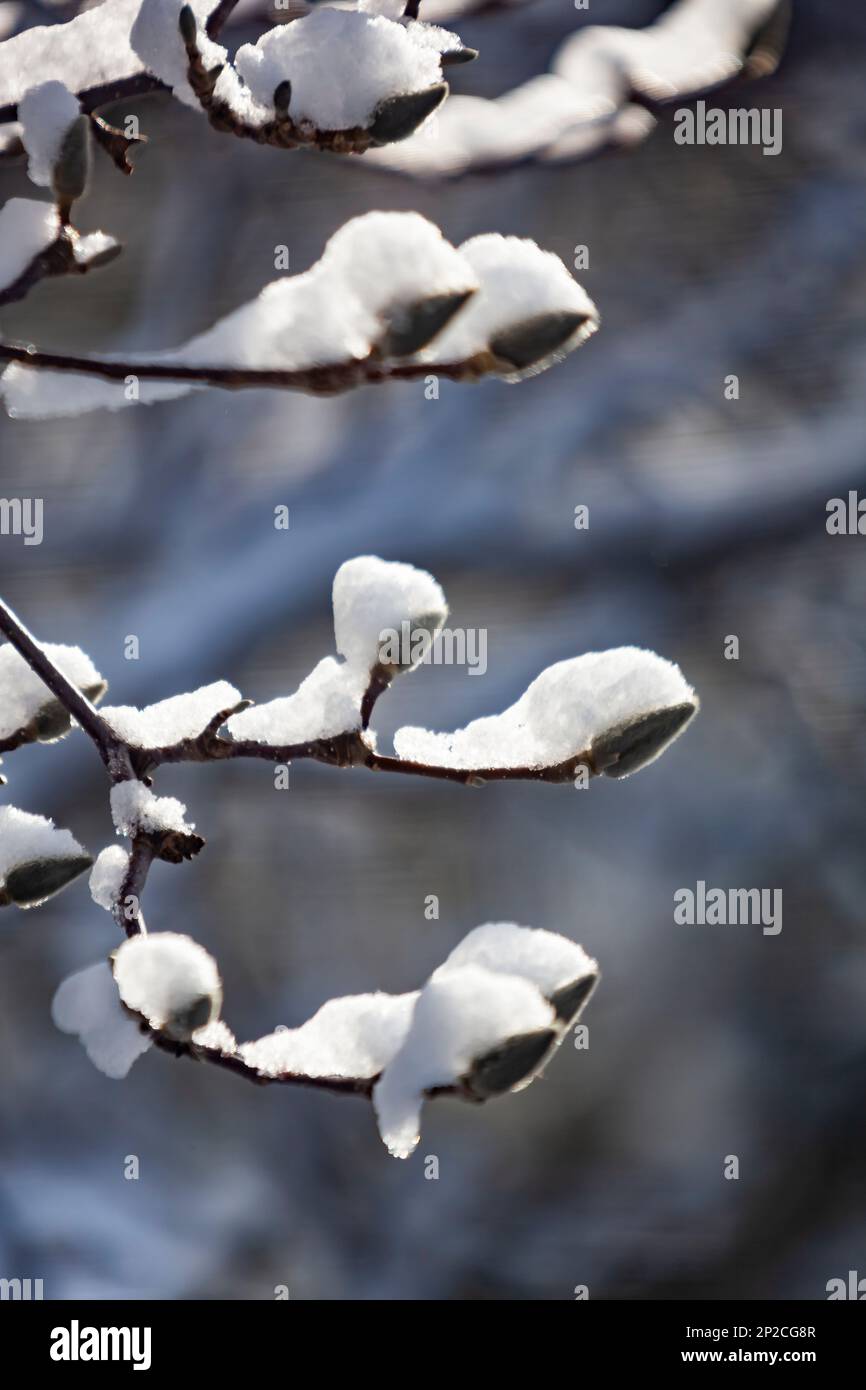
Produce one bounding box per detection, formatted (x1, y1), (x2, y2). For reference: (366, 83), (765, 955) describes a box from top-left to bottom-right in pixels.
(395, 647), (697, 776)
(0, 641), (105, 748)
(440, 922), (599, 1023)
(0, 805), (91, 909)
(89, 845), (130, 913)
(429, 233), (599, 378)
(233, 10), (447, 135)
(332, 555), (448, 677)
(321, 211), (478, 356)
(113, 932), (222, 1040)
(373, 964), (556, 1158)
(18, 81), (82, 190)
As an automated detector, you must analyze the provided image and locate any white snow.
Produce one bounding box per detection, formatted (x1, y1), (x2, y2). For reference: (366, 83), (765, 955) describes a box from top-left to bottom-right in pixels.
(332, 555), (448, 675)
(234, 9), (446, 131)
(4, 214), (595, 419)
(168, 266), (371, 372)
(440, 922), (598, 999)
(0, 640), (103, 740)
(52, 960), (153, 1079)
(89, 844), (130, 911)
(358, 0), (406, 18)
(102, 680), (241, 747)
(0, 362), (193, 419)
(240, 992), (418, 1079)
(192, 1018), (236, 1053)
(110, 779), (194, 837)
(0, 803), (86, 880)
(373, 964), (555, 1158)
(394, 647), (695, 771)
(405, 20), (465, 56)
(113, 931), (222, 1039)
(226, 656), (363, 745)
(554, 0), (777, 106)
(427, 234), (598, 372)
(72, 230), (121, 266)
(320, 210), (478, 342)
(368, 0), (780, 175)
(0, 0), (217, 110)
(0, 198), (59, 292)
(17, 81), (81, 188)
(130, 0), (229, 111)
(225, 653), (364, 750)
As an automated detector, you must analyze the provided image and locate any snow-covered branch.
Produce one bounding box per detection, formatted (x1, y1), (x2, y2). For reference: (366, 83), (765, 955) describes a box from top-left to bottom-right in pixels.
(0, 0), (789, 177)
(0, 211), (599, 417)
(0, 555), (697, 1155)
(367, 0), (791, 177)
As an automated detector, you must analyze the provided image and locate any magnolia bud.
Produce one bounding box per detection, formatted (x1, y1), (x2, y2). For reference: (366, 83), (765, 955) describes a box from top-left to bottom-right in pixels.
(178, 3), (197, 44)
(592, 701), (697, 779)
(51, 114), (91, 214)
(464, 1027), (558, 1099)
(379, 289), (474, 358)
(273, 80), (292, 114)
(368, 84), (448, 146)
(489, 310), (591, 373)
(3, 854), (93, 908)
(548, 971), (598, 1024)
(440, 47), (479, 67)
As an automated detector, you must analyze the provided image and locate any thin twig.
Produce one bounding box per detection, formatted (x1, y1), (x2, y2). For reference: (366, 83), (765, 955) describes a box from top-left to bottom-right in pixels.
(0, 341), (480, 395)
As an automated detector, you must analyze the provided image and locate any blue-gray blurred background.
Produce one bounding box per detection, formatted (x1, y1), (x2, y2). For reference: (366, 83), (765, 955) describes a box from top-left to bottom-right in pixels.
(1, 0), (865, 1299)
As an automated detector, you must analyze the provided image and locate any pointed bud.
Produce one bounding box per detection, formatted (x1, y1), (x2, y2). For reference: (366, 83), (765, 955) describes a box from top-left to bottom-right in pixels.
(379, 289), (474, 358)
(489, 310), (591, 373)
(441, 47), (479, 67)
(368, 83), (448, 146)
(52, 114), (91, 216)
(548, 972), (598, 1024)
(464, 1027), (558, 1099)
(178, 3), (197, 44)
(592, 701), (698, 779)
(4, 854), (93, 908)
(273, 80), (292, 114)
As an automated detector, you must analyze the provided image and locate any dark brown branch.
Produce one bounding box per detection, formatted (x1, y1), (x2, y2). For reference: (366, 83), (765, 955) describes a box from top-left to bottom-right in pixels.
(0, 228), (121, 309)
(205, 0), (242, 39)
(112, 837), (154, 939)
(151, 1028), (475, 1101)
(0, 340), (481, 395)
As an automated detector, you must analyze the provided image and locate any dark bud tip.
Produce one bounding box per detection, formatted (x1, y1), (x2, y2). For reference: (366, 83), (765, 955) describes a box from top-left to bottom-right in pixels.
(489, 310), (591, 373)
(548, 972), (598, 1024)
(179, 4), (197, 44)
(368, 82), (448, 146)
(592, 701), (698, 780)
(5, 855), (93, 908)
(273, 79), (292, 113)
(465, 1028), (558, 1099)
(51, 114), (92, 208)
(441, 47), (479, 67)
(378, 288), (473, 358)
(165, 993), (215, 1041)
